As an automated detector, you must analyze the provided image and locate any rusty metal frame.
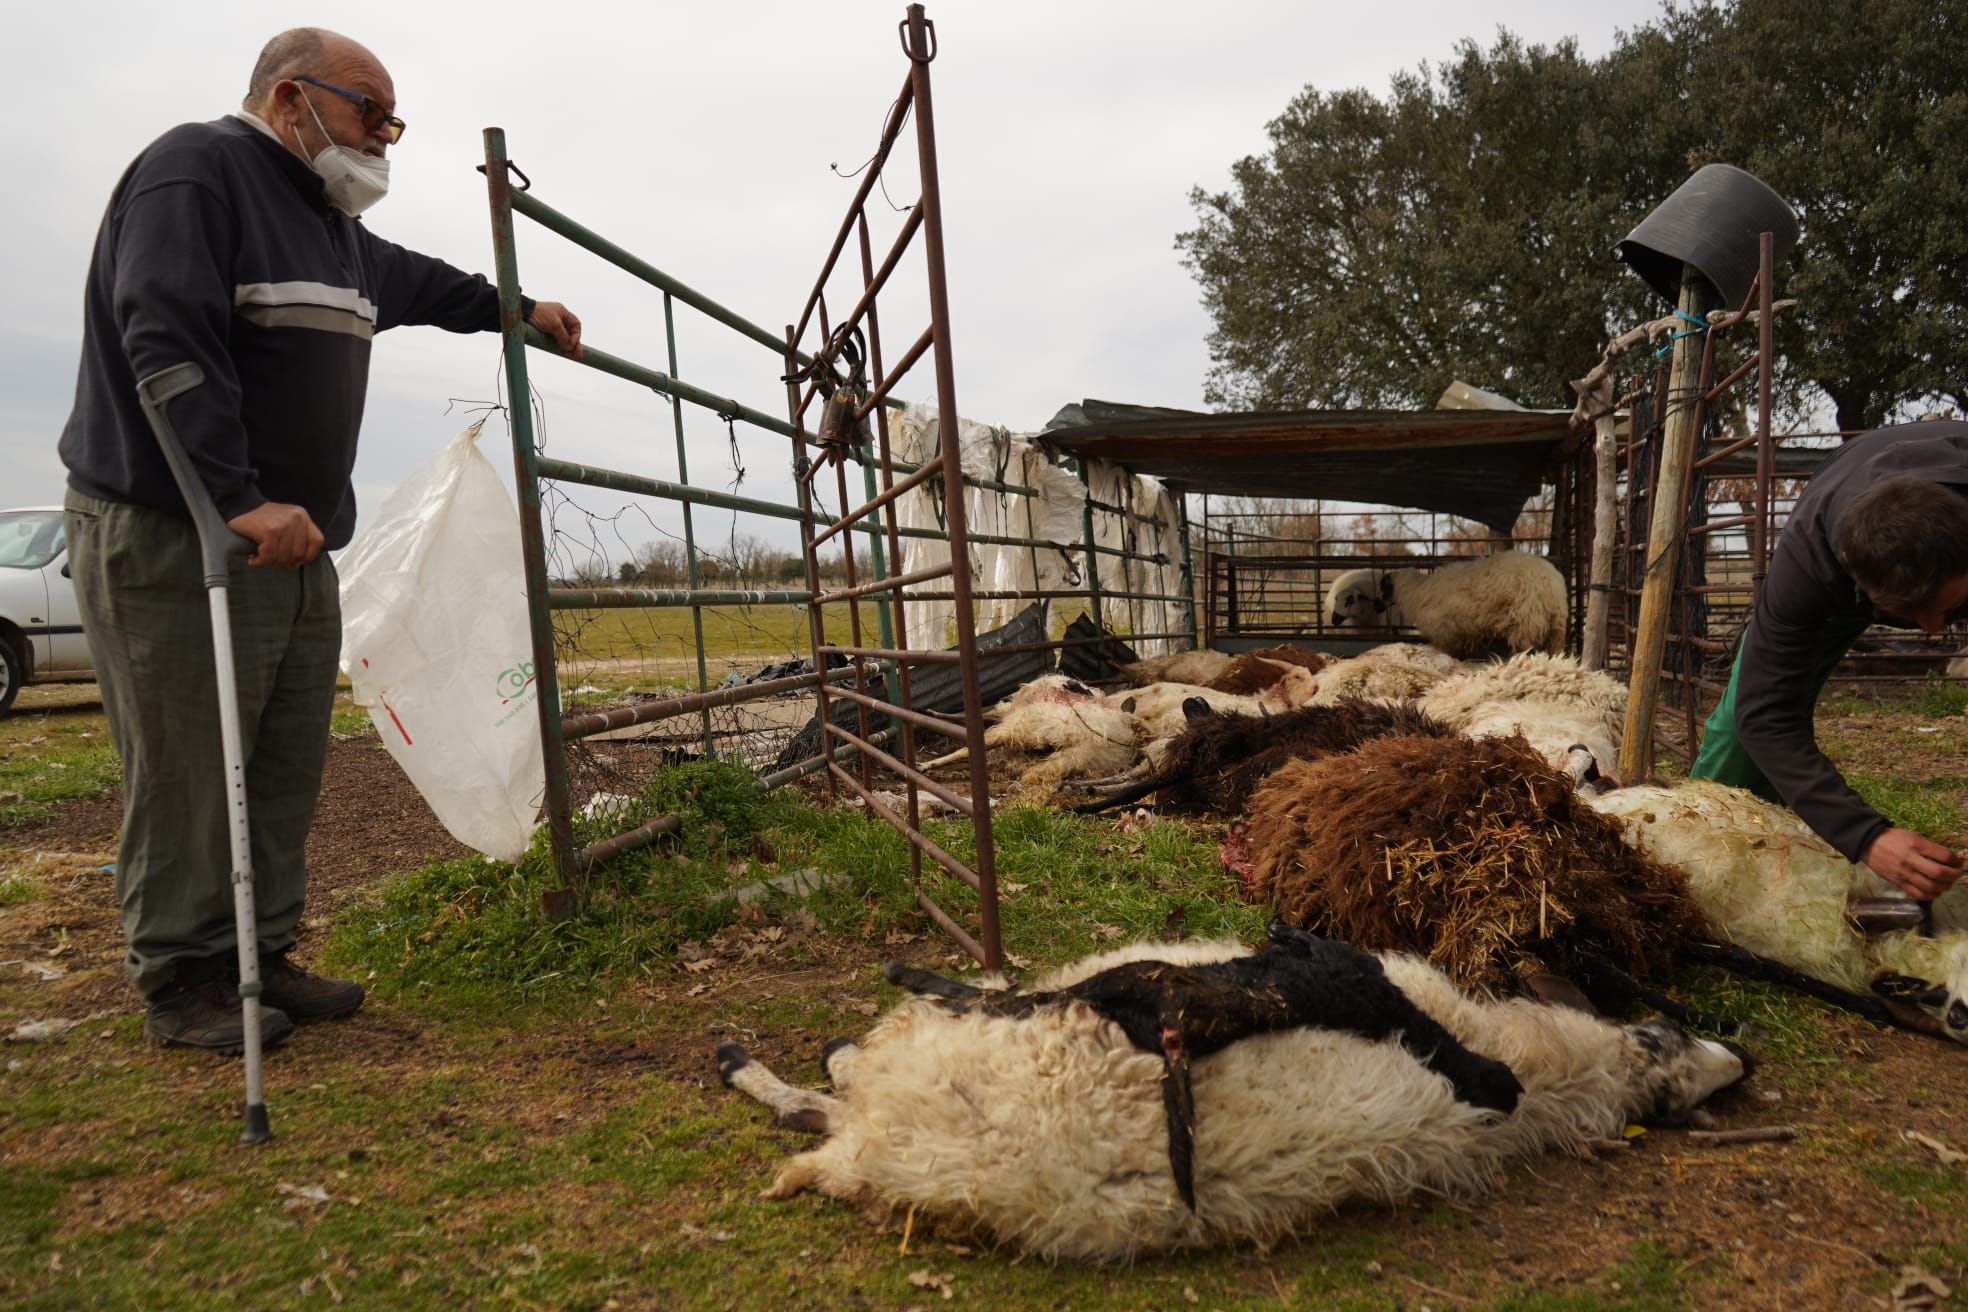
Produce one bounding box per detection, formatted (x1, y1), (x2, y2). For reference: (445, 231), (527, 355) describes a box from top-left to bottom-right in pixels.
(787, 4), (1001, 970)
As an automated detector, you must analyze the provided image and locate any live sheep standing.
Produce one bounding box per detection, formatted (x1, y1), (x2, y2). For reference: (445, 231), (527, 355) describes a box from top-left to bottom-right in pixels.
(1329, 553), (1567, 660)
(717, 936), (1748, 1262)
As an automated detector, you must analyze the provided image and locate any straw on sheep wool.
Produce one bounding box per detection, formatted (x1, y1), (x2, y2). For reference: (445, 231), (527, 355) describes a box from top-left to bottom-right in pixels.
(1244, 734), (1705, 990)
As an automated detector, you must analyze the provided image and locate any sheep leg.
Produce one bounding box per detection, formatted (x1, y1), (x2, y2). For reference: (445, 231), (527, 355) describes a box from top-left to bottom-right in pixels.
(919, 745), (973, 772)
(1575, 953), (1740, 1036)
(820, 1036), (863, 1091)
(1158, 1034), (1199, 1211)
(883, 961), (987, 1001)
(715, 1042), (840, 1135)
(1675, 941), (1898, 1027)
(1071, 775), (1177, 814)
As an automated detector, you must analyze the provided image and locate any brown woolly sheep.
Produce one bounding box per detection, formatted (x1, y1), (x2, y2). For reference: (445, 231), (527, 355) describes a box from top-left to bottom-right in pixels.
(1243, 733), (1705, 996)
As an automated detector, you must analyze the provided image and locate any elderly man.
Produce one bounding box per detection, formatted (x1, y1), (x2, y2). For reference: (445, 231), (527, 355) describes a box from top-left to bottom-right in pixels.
(1690, 421), (1968, 902)
(58, 28), (580, 1052)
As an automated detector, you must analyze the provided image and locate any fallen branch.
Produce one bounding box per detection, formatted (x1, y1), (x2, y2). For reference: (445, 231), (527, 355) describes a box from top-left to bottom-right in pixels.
(1684, 1126), (1796, 1146)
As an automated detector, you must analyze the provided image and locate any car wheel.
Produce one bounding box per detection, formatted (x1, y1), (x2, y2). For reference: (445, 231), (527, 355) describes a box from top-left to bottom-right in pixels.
(0, 636), (21, 716)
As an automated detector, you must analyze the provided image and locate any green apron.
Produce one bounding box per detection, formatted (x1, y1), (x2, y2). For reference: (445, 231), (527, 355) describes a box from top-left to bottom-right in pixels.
(1687, 616), (1872, 798)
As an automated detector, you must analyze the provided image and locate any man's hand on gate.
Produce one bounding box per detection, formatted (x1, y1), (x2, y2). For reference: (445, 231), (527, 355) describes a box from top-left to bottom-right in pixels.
(1859, 827), (1964, 900)
(227, 502), (324, 569)
(527, 301), (583, 358)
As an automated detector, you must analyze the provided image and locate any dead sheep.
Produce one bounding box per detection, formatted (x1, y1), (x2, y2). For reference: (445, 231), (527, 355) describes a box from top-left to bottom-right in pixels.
(1202, 647), (1332, 695)
(1116, 649), (1235, 687)
(1305, 642), (1462, 706)
(1371, 552), (1567, 660)
(1242, 733), (1705, 996)
(717, 936), (1747, 1262)
(1418, 652), (1628, 784)
(1074, 698), (1454, 816)
(923, 675), (1136, 790)
(1116, 665), (1317, 739)
(1586, 779), (1968, 1043)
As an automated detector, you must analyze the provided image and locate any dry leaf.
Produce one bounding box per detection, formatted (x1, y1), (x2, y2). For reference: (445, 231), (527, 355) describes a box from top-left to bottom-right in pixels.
(999, 882), (1030, 895)
(1092, 923), (1124, 941)
(679, 1223), (735, 1242)
(1892, 1266), (1951, 1312)
(1903, 1130), (1966, 1167)
(852, 1000), (879, 1017)
(683, 958), (718, 975)
(276, 1182), (331, 1208)
(906, 1269), (954, 1300)
(686, 983), (711, 997)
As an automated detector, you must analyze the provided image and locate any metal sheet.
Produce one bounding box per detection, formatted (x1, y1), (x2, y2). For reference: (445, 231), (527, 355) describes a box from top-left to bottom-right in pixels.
(1039, 399), (1571, 531)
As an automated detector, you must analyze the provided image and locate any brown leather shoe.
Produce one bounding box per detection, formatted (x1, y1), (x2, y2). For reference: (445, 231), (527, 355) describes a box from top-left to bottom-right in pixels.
(258, 953), (365, 1022)
(145, 972), (295, 1054)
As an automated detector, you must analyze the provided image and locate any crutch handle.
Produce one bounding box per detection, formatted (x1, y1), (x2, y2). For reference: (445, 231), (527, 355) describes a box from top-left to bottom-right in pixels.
(134, 363), (255, 587)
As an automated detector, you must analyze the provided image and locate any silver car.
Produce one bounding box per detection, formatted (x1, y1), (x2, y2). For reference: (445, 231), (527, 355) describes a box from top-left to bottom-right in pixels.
(0, 507), (92, 713)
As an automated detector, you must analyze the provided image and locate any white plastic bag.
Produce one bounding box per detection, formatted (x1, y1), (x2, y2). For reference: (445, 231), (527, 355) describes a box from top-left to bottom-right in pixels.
(338, 420), (542, 862)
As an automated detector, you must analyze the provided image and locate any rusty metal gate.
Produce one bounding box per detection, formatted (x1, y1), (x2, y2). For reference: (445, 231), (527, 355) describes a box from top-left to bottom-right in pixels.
(787, 6), (1000, 970)
(480, 4), (1014, 967)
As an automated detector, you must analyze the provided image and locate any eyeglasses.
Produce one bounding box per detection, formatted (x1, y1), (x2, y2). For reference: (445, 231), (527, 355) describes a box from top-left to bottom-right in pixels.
(295, 76), (407, 143)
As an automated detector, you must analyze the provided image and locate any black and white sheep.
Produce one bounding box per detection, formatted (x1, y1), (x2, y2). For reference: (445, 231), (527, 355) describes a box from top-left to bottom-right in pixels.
(717, 936), (1749, 1261)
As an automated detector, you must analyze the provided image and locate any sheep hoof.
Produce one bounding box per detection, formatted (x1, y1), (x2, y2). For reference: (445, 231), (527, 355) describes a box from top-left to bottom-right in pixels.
(820, 1035), (857, 1068)
(715, 1041), (752, 1087)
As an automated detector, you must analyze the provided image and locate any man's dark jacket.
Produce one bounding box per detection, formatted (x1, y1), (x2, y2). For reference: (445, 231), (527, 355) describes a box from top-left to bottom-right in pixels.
(1734, 421), (1968, 860)
(60, 115), (527, 550)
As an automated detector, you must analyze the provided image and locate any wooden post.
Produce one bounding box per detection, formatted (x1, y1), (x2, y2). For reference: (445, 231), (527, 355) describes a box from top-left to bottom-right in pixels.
(1582, 401), (1620, 669)
(1618, 268), (1713, 780)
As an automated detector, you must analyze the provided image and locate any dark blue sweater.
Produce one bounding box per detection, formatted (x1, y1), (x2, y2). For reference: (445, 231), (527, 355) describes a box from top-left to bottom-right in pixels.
(60, 115), (524, 550)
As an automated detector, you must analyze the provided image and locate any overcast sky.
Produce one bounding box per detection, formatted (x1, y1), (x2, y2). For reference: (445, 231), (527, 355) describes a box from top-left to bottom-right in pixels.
(5, 0), (1644, 563)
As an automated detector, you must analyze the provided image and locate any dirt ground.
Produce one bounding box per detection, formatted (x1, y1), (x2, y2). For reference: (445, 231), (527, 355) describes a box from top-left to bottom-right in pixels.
(4, 712), (1966, 1309)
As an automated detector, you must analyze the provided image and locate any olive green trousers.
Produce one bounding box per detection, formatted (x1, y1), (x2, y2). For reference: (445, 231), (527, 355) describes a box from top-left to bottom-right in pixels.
(63, 489), (340, 998)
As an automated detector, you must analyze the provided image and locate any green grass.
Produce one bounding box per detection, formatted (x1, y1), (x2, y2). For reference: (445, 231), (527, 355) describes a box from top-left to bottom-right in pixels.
(325, 759), (1263, 1006)
(0, 710), (119, 826)
(1845, 771), (1968, 843)
(1821, 679), (1968, 719)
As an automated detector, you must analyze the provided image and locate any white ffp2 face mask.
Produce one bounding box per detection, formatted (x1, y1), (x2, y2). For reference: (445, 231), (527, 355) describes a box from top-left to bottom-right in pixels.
(294, 92), (391, 216)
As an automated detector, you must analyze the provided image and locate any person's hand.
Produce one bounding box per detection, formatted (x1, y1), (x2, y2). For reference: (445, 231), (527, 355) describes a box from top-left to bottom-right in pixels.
(527, 301), (583, 358)
(227, 502), (323, 569)
(1859, 827), (1964, 900)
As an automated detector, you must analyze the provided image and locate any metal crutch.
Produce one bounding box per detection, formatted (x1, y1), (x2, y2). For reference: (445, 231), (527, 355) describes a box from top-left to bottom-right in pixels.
(135, 362), (273, 1145)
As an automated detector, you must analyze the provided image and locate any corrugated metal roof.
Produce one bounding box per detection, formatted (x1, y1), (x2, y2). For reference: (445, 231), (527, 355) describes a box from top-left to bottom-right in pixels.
(1039, 399), (1573, 531)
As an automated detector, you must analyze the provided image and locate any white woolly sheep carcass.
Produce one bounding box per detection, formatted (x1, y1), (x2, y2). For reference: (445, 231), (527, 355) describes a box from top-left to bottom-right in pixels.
(719, 938), (1748, 1261)
(1305, 642), (1461, 706)
(1419, 652), (1628, 784)
(1115, 664), (1317, 739)
(1116, 649), (1234, 687)
(1325, 567), (1409, 630)
(1586, 779), (1968, 1042)
(1381, 552), (1568, 659)
(923, 675), (1137, 790)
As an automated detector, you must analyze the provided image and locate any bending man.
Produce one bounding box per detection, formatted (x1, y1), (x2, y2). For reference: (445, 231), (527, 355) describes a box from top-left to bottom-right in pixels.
(1690, 421), (1968, 900)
